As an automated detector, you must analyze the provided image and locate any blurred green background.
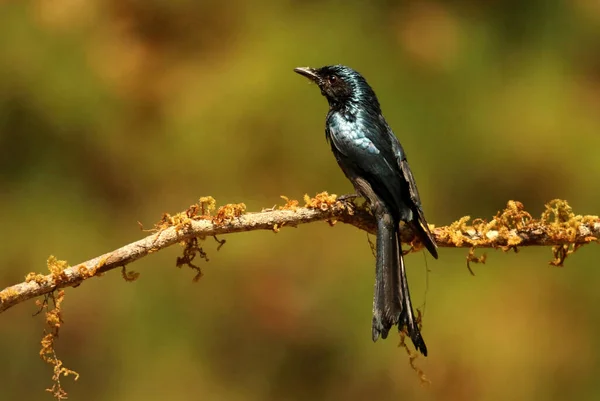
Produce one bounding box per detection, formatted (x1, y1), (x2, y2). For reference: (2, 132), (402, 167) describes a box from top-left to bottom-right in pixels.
(1, 0), (600, 400)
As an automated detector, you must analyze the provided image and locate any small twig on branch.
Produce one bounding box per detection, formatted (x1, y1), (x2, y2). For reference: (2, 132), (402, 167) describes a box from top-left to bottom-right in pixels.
(0, 194), (598, 314)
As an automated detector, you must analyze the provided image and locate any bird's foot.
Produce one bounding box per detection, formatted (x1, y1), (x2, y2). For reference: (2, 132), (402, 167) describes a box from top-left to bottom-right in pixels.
(337, 193), (359, 202)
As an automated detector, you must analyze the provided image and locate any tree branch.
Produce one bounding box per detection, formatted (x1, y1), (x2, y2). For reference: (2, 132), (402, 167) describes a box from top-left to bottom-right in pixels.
(1, 194), (598, 314)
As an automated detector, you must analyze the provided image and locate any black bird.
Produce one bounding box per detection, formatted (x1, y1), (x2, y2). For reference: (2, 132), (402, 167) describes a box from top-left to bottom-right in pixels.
(294, 65), (438, 356)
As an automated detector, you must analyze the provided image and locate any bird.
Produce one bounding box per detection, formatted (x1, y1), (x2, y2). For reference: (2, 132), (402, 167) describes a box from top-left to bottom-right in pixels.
(294, 65), (438, 356)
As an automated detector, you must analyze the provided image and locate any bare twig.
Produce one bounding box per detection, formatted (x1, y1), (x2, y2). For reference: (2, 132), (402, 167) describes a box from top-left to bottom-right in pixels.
(0, 195), (598, 314)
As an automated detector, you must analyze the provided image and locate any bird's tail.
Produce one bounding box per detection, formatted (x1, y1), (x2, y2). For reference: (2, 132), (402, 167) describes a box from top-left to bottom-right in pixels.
(371, 213), (427, 356)
(371, 214), (400, 342)
(395, 231), (428, 356)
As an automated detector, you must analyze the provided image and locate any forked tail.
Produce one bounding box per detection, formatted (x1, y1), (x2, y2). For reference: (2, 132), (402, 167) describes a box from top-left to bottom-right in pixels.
(371, 213), (428, 356)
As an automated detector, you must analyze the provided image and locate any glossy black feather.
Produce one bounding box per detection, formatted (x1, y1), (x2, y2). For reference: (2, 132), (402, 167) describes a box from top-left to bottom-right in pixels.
(295, 64), (437, 355)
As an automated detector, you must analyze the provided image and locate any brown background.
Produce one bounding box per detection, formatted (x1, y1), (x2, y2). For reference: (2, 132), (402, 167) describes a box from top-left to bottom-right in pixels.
(1, 1), (600, 400)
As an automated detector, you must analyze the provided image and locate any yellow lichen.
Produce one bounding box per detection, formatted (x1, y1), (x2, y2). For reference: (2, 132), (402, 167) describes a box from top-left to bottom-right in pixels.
(438, 201), (532, 251)
(38, 290), (79, 400)
(154, 211), (192, 231)
(25, 272), (47, 285)
(490, 200), (532, 251)
(541, 199), (598, 242)
(0, 287), (18, 303)
(76, 264), (92, 278)
(152, 196), (217, 232)
(279, 196), (299, 211)
(72, 257), (106, 281)
(47, 256), (69, 281)
(304, 191), (339, 211)
(149, 196), (241, 282)
(198, 196), (217, 216)
(541, 199), (598, 266)
(214, 203), (246, 223)
(495, 200), (533, 230)
(94, 255), (110, 272)
(434, 199), (597, 268)
(437, 215), (473, 247)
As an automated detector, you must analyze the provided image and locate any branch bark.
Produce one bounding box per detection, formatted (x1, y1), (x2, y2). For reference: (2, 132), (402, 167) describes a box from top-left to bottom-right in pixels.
(1, 196), (598, 314)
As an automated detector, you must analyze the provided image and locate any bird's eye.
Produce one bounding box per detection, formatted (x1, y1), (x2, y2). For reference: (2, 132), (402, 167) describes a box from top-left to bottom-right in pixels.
(328, 75), (338, 84)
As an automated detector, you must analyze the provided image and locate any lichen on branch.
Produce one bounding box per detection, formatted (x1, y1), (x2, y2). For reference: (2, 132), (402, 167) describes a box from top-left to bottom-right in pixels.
(0, 195), (598, 399)
(0, 195), (598, 316)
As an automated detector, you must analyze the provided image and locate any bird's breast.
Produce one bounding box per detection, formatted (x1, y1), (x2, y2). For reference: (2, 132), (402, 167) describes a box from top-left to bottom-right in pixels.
(327, 113), (381, 156)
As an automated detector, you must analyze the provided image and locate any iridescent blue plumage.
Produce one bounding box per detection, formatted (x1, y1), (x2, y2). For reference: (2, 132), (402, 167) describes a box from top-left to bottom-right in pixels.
(295, 65), (438, 356)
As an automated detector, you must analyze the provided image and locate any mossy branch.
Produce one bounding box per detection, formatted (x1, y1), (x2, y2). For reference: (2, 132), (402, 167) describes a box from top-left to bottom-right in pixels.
(0, 194), (598, 315)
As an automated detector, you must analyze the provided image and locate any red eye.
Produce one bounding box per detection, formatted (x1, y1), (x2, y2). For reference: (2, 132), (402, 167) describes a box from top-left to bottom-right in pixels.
(328, 75), (337, 83)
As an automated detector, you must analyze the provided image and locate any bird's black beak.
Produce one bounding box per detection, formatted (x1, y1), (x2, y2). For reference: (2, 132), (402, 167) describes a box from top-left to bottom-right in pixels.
(294, 67), (320, 83)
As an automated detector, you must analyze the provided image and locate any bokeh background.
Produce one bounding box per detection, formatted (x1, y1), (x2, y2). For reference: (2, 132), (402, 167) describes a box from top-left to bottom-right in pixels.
(1, 0), (600, 400)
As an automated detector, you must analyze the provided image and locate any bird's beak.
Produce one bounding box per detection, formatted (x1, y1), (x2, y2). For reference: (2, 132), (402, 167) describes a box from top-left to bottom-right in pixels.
(294, 67), (320, 83)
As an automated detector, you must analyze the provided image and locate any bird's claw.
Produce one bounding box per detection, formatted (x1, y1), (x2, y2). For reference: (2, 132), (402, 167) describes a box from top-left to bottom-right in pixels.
(337, 193), (359, 202)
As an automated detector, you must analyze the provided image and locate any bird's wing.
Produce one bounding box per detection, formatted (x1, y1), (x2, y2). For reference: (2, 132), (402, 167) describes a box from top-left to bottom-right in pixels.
(371, 117), (421, 206)
(387, 125), (438, 258)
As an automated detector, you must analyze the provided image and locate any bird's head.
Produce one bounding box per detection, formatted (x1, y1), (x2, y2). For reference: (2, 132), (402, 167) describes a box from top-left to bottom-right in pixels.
(294, 65), (379, 111)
